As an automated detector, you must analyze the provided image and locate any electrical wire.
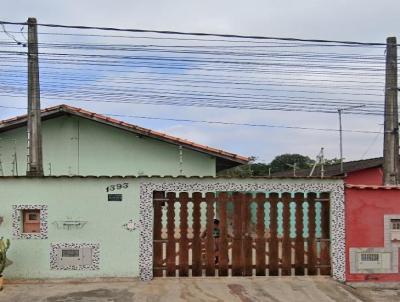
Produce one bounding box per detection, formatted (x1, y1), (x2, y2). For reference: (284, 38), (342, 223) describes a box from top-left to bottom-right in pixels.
(0, 20), (393, 46)
(0, 104), (382, 134)
(0, 21), (391, 119)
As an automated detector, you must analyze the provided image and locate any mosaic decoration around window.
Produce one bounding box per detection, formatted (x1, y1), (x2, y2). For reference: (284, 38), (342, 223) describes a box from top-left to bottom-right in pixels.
(12, 205), (48, 239)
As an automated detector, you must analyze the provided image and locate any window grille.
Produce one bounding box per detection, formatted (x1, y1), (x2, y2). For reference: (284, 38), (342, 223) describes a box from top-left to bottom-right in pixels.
(361, 253), (380, 262)
(62, 249), (80, 258)
(391, 219), (400, 230)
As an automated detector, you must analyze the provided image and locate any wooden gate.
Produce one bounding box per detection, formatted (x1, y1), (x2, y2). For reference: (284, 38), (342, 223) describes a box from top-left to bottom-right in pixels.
(153, 191), (331, 277)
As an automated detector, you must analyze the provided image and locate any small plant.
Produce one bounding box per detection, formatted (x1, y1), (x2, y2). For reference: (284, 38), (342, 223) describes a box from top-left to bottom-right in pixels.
(0, 237), (10, 276)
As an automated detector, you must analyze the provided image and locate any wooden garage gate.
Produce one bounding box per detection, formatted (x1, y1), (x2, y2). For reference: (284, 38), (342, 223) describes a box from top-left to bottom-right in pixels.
(153, 191), (331, 277)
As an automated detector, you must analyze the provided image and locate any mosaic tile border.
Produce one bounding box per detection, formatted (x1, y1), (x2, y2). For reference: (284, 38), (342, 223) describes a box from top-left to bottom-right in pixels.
(138, 181), (345, 281)
(12, 205), (48, 239)
(50, 242), (100, 270)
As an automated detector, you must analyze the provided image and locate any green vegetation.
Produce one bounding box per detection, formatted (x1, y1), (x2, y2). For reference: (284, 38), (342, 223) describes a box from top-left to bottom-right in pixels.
(0, 238), (10, 276)
(218, 154), (341, 177)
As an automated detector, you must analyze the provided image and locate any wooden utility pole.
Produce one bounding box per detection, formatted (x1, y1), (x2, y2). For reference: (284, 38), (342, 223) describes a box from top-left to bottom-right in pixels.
(26, 17), (43, 176)
(383, 37), (398, 185)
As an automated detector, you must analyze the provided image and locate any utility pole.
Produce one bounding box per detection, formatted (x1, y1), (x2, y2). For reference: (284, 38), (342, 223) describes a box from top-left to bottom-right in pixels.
(383, 36), (398, 185)
(26, 17), (43, 176)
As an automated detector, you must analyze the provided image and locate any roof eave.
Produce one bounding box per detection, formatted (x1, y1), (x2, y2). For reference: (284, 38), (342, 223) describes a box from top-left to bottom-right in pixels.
(0, 105), (249, 166)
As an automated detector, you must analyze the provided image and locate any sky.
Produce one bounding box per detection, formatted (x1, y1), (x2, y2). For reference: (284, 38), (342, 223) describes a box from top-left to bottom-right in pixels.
(1, 0), (399, 164)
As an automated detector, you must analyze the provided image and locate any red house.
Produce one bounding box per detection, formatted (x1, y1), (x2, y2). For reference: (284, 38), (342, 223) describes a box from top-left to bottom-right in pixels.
(274, 157), (400, 282)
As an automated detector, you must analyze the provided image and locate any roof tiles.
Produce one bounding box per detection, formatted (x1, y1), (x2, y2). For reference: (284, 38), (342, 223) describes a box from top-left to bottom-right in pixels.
(0, 104), (249, 165)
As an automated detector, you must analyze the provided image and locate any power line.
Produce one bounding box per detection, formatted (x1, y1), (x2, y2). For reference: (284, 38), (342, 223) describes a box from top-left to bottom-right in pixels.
(0, 68), (385, 86)
(0, 20), (392, 46)
(0, 104), (382, 134)
(0, 49), (385, 71)
(0, 83), (381, 108)
(0, 20), (390, 118)
(0, 72), (384, 92)
(1, 30), (389, 50)
(0, 41), (387, 63)
(0, 24), (26, 47)
(361, 125), (384, 158)
(0, 90), (388, 116)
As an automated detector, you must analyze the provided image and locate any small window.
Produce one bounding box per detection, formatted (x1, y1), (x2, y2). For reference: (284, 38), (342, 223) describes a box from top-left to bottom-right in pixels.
(391, 219), (400, 230)
(62, 249), (80, 258)
(13, 205), (48, 239)
(22, 209), (41, 233)
(361, 253), (380, 262)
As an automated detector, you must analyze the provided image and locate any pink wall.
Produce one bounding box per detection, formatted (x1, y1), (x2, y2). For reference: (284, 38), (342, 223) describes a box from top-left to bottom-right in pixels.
(345, 187), (400, 281)
(346, 167), (383, 186)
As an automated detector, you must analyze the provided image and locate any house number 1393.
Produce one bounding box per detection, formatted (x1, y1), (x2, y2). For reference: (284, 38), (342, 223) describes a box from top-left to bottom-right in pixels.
(106, 183), (128, 192)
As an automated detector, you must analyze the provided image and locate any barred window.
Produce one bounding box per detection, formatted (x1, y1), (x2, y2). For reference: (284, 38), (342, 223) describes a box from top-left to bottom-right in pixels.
(361, 253), (379, 262)
(391, 219), (400, 230)
(62, 249), (80, 258)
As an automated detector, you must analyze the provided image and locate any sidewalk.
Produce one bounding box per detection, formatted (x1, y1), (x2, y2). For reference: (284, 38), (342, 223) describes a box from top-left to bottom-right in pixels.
(1, 276), (399, 302)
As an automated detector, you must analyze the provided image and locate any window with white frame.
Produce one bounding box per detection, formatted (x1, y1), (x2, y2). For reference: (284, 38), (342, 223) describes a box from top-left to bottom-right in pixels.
(391, 219), (400, 230)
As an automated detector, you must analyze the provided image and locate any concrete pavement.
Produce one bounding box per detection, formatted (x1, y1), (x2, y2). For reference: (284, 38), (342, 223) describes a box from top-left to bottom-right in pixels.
(1, 277), (399, 302)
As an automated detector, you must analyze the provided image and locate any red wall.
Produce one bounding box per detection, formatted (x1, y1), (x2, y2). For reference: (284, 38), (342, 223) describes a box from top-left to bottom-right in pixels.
(345, 187), (400, 281)
(346, 167), (383, 186)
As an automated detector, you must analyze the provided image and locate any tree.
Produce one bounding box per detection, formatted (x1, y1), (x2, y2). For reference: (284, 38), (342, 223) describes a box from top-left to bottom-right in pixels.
(324, 157), (342, 165)
(269, 153), (314, 173)
(250, 163), (271, 176)
(218, 156), (257, 177)
(217, 153), (339, 177)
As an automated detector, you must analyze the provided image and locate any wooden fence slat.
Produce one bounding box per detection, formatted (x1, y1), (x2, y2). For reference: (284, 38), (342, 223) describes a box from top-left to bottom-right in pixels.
(166, 192), (176, 277)
(153, 191), (164, 277)
(268, 193), (279, 276)
(218, 192), (229, 276)
(294, 192), (305, 276)
(319, 192), (331, 275)
(307, 192), (317, 276)
(191, 192), (202, 276)
(255, 193), (266, 276)
(205, 192), (216, 276)
(243, 193), (253, 276)
(281, 192), (292, 276)
(232, 192), (243, 276)
(179, 192), (189, 277)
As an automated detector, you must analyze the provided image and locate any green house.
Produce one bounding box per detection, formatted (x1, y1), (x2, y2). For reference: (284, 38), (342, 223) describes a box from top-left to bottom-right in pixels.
(0, 107), (345, 281)
(0, 104), (248, 177)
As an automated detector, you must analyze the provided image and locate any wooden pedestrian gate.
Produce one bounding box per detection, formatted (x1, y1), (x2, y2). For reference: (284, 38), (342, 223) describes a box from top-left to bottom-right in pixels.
(153, 191), (331, 277)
